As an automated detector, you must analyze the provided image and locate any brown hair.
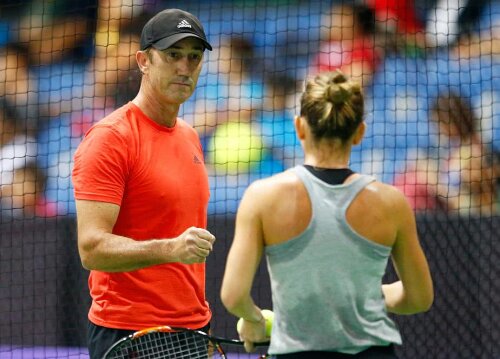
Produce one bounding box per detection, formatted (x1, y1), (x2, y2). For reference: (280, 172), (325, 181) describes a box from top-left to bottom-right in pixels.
(300, 70), (364, 142)
(432, 91), (476, 141)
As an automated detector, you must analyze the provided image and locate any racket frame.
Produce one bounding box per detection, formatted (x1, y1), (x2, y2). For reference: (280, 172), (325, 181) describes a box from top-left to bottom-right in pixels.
(102, 325), (269, 359)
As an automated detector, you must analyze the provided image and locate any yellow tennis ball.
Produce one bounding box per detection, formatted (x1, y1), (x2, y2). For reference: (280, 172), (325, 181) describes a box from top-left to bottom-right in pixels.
(236, 309), (274, 337)
(208, 121), (264, 174)
(262, 309), (274, 337)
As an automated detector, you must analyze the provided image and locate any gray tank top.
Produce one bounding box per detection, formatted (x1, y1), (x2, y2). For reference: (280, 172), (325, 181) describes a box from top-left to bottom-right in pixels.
(265, 166), (402, 355)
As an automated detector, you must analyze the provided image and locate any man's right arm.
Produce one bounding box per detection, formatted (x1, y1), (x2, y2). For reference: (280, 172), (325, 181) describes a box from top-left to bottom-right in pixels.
(76, 199), (215, 272)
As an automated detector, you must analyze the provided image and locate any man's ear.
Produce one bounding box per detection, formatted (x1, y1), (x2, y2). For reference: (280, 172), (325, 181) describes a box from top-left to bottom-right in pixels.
(352, 121), (366, 145)
(136, 50), (149, 74)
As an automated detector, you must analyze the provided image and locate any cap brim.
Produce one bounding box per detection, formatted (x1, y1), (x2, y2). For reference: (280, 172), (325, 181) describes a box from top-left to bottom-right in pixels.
(152, 33), (213, 51)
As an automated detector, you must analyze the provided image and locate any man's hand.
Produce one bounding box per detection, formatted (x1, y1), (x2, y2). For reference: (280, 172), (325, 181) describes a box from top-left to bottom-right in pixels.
(171, 227), (216, 264)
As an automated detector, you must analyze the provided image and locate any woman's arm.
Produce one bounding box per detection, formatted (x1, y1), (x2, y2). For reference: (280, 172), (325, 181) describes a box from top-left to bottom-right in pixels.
(220, 182), (268, 350)
(383, 189), (434, 314)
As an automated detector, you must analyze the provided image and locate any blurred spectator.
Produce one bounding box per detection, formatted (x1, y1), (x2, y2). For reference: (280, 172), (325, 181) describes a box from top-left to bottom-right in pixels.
(202, 35), (267, 172)
(0, 43), (38, 131)
(94, 0), (147, 51)
(450, 27), (500, 59)
(15, 1), (95, 66)
(425, 0), (488, 49)
(74, 12), (146, 136)
(0, 98), (36, 170)
(369, 0), (424, 36)
(393, 153), (441, 211)
(0, 163), (55, 218)
(195, 35), (268, 214)
(186, 35), (264, 140)
(367, 0), (426, 57)
(11, 1), (97, 124)
(0, 97), (54, 218)
(309, 2), (382, 88)
(394, 91), (499, 215)
(206, 73), (298, 178)
(257, 73), (303, 170)
(36, 12), (146, 216)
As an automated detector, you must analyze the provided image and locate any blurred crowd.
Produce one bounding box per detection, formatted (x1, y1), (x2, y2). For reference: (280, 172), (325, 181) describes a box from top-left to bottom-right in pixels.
(0, 0), (499, 218)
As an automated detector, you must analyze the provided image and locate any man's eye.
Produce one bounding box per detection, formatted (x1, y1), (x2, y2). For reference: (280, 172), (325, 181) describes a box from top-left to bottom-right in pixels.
(189, 54), (202, 61)
(166, 51), (180, 59)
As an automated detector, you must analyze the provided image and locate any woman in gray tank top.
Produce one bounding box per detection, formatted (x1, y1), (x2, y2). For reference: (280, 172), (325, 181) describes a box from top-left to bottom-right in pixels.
(221, 70), (434, 358)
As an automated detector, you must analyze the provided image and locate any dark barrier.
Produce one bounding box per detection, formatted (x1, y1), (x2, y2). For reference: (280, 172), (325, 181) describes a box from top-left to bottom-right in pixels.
(208, 214), (500, 359)
(1, 215), (499, 358)
(387, 214), (500, 359)
(0, 217), (90, 347)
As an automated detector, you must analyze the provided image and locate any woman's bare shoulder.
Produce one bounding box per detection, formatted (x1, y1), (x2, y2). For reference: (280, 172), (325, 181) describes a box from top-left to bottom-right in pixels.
(247, 170), (302, 194)
(240, 171), (304, 211)
(363, 179), (411, 209)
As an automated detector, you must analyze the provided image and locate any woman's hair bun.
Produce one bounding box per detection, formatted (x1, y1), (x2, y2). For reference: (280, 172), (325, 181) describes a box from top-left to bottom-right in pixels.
(325, 82), (351, 105)
(324, 70), (355, 105)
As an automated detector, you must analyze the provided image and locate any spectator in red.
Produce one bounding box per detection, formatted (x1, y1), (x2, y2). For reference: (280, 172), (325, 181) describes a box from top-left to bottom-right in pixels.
(369, 0), (423, 34)
(310, 2), (382, 89)
(394, 91), (499, 215)
(367, 0), (426, 56)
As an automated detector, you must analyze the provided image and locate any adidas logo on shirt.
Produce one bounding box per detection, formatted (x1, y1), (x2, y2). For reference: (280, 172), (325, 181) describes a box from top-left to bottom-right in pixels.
(177, 20), (192, 28)
(193, 155), (202, 164)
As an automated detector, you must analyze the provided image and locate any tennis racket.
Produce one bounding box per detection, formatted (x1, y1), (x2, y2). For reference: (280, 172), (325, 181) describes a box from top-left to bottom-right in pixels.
(102, 325), (270, 359)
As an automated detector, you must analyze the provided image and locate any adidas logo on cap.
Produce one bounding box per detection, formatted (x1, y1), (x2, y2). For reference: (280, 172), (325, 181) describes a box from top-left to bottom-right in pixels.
(140, 9), (212, 51)
(177, 19), (192, 28)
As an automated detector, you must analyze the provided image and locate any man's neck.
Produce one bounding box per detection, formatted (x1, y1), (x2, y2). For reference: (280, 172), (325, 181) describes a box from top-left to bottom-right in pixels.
(132, 92), (179, 128)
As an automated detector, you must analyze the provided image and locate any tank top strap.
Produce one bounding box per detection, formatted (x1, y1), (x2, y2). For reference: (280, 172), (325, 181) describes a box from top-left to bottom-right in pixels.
(339, 174), (376, 205)
(291, 166), (376, 211)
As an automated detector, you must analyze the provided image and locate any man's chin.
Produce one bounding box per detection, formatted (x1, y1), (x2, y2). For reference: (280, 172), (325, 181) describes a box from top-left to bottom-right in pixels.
(168, 95), (191, 106)
(168, 86), (193, 98)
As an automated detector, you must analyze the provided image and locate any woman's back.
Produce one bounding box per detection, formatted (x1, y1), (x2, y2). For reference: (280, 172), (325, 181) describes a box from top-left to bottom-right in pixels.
(261, 166), (403, 355)
(256, 169), (403, 249)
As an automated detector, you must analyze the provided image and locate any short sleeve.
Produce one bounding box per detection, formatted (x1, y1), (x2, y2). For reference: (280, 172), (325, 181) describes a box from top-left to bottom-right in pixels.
(72, 126), (130, 205)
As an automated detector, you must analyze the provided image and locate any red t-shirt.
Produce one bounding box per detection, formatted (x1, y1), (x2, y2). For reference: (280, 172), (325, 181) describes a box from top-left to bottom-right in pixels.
(368, 0), (424, 35)
(393, 170), (437, 211)
(72, 102), (211, 330)
(313, 39), (380, 75)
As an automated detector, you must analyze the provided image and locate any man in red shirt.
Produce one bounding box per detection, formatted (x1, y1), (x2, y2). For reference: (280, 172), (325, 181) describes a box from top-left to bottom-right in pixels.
(72, 8), (215, 359)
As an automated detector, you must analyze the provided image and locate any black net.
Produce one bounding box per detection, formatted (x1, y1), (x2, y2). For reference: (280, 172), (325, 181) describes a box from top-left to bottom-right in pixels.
(1, 0), (500, 358)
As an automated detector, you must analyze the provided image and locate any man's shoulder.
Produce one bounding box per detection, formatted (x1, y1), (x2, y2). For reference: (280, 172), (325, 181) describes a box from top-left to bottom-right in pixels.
(176, 117), (193, 129)
(98, 103), (134, 126)
(176, 117), (200, 138)
(88, 103), (135, 137)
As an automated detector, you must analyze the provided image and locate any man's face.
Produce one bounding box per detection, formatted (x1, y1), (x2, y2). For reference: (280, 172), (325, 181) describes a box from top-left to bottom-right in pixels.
(146, 37), (205, 104)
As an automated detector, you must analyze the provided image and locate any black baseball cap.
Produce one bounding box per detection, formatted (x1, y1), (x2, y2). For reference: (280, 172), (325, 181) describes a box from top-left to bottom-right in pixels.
(140, 9), (212, 51)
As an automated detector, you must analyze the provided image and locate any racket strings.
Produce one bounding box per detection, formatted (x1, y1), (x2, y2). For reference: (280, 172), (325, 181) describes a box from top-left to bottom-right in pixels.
(107, 331), (224, 359)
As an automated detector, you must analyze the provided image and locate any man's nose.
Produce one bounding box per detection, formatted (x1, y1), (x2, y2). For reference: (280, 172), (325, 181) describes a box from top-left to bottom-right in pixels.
(176, 57), (193, 75)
